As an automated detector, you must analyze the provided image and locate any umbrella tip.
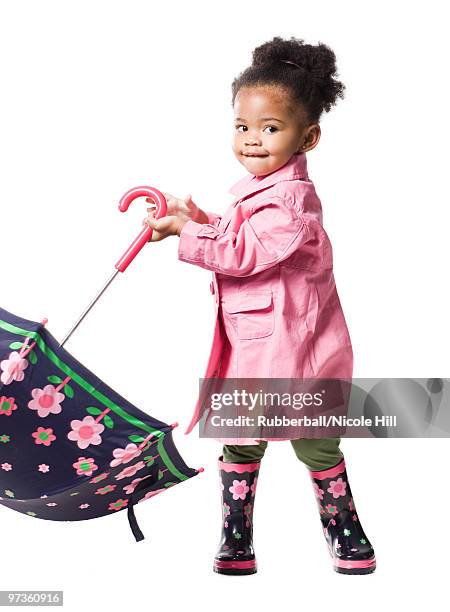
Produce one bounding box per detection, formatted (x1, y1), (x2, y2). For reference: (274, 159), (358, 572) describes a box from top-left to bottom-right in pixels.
(196, 466), (205, 473)
(170, 422), (179, 429)
(41, 318), (48, 326)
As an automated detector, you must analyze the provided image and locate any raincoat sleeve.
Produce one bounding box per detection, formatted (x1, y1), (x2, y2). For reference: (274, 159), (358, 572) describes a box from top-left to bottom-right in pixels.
(178, 195), (311, 277)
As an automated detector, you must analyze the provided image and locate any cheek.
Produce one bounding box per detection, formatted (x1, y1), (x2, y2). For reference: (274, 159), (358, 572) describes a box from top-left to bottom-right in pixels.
(262, 134), (283, 151)
(231, 134), (242, 151)
(265, 132), (291, 151)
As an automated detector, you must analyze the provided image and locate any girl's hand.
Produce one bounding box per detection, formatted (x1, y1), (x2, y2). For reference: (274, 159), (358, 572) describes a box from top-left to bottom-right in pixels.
(142, 212), (187, 242)
(146, 192), (200, 222)
(142, 191), (200, 241)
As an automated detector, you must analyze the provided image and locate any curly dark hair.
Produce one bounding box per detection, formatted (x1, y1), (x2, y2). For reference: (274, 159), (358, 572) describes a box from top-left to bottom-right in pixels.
(231, 36), (346, 124)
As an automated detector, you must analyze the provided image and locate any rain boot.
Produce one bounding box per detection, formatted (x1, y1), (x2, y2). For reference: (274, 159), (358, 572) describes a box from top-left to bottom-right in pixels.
(213, 455), (260, 575)
(308, 457), (376, 574)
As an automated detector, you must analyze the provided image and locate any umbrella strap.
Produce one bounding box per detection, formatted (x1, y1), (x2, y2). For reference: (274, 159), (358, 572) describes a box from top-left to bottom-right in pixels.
(127, 500), (144, 542)
(127, 473), (158, 542)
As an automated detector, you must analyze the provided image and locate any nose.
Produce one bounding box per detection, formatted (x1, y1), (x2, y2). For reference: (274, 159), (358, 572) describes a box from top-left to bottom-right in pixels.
(244, 131), (262, 146)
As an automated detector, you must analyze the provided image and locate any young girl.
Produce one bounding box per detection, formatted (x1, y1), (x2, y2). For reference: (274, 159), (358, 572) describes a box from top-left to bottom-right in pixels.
(144, 36), (376, 576)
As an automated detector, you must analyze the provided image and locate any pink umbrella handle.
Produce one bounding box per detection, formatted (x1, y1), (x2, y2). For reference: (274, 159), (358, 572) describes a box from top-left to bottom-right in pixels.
(115, 186), (168, 273)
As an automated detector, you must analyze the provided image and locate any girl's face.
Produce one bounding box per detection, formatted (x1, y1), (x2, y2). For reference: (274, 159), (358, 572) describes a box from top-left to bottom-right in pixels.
(232, 85), (319, 177)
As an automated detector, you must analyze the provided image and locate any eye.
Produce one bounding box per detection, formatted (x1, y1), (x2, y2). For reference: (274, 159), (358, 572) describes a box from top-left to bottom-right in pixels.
(263, 126), (278, 134)
(235, 124), (247, 132)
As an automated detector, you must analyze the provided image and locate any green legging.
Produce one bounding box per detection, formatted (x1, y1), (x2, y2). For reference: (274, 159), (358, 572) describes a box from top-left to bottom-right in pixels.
(222, 437), (344, 471)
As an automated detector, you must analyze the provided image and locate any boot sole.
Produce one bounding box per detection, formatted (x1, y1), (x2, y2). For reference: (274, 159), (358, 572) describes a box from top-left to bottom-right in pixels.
(333, 556), (376, 574)
(214, 566), (257, 575)
(213, 559), (257, 575)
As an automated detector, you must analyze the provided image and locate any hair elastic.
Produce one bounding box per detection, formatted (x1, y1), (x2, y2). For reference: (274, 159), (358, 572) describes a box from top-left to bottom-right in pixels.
(280, 59), (309, 74)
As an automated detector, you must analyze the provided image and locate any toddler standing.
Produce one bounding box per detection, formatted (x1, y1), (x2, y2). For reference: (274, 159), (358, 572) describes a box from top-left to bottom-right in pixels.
(144, 36), (376, 576)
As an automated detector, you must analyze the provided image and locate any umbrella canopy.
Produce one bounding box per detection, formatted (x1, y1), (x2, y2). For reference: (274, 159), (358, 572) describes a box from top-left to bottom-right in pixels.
(0, 305), (201, 541)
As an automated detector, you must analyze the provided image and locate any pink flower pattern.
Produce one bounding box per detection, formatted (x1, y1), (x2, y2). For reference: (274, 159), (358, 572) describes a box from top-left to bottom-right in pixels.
(313, 481), (324, 500)
(110, 443), (142, 467)
(108, 498), (129, 511)
(229, 479), (249, 501)
(115, 461), (146, 480)
(0, 396), (18, 416)
(327, 477), (347, 499)
(137, 489), (166, 503)
(95, 484), (117, 495)
(0, 351), (28, 385)
(325, 503), (338, 516)
(244, 501), (253, 528)
(28, 385), (65, 418)
(122, 477), (147, 495)
(67, 416), (105, 449)
(32, 427), (56, 446)
(73, 457), (98, 477)
(89, 472), (109, 484)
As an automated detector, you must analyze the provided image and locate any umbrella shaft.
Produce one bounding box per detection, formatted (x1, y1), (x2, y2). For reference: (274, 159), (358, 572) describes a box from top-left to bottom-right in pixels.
(59, 269), (120, 348)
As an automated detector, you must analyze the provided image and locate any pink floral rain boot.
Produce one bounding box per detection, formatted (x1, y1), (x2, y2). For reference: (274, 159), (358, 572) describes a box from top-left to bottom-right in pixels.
(308, 457), (376, 574)
(213, 455), (260, 575)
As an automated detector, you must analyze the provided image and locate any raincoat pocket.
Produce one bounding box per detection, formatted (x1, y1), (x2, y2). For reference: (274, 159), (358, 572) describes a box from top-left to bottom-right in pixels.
(221, 292), (274, 340)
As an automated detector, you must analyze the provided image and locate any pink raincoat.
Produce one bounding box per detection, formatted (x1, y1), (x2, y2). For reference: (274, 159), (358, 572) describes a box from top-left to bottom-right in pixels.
(178, 152), (353, 444)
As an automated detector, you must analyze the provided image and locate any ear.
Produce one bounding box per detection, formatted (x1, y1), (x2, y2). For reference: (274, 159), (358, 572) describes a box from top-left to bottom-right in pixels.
(300, 124), (321, 153)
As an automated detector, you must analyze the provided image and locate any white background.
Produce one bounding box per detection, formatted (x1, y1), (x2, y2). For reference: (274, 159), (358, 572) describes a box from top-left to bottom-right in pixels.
(1, 0), (449, 609)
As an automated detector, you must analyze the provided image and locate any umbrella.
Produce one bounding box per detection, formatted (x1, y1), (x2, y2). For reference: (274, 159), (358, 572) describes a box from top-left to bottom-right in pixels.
(0, 186), (203, 542)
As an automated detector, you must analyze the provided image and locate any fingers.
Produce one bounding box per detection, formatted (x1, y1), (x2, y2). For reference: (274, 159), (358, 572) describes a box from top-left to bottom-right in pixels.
(146, 192), (170, 202)
(143, 217), (160, 242)
(184, 193), (197, 213)
(142, 212), (155, 227)
(145, 197), (160, 217)
(146, 194), (174, 215)
(145, 192), (185, 218)
(143, 215), (171, 241)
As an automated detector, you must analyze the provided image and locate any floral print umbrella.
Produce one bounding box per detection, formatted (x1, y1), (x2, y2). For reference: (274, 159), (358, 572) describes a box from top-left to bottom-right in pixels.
(0, 304), (202, 542)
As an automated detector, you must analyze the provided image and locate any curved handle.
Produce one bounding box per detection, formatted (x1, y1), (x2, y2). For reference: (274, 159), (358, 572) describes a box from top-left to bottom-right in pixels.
(115, 186), (167, 272)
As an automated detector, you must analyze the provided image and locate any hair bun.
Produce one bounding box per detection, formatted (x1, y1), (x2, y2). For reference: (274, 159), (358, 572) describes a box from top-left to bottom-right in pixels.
(251, 36), (338, 82)
(252, 36), (309, 72)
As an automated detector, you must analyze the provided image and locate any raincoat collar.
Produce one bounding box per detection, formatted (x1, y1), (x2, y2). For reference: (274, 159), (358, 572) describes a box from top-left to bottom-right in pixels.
(228, 152), (309, 200)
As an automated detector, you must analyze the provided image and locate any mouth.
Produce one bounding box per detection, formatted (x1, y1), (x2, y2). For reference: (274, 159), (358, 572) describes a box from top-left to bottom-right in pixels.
(243, 153), (268, 158)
